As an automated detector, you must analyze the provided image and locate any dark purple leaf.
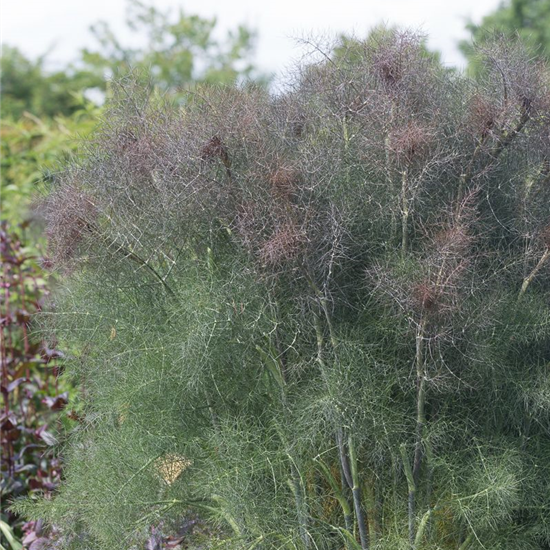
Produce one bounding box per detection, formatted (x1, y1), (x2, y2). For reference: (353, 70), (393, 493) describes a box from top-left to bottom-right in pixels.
(22, 531), (38, 545)
(29, 538), (53, 550)
(42, 393), (69, 411)
(41, 347), (64, 363)
(7, 377), (27, 392)
(16, 308), (31, 323)
(15, 463), (37, 473)
(29, 478), (43, 490)
(0, 412), (17, 430)
(146, 526), (164, 550)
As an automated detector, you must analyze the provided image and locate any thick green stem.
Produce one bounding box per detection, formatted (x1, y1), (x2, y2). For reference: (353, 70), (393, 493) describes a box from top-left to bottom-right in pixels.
(313, 312), (328, 372)
(413, 317), (427, 484)
(311, 267), (370, 547)
(263, 297), (309, 549)
(363, 473), (379, 547)
(211, 495), (243, 536)
(337, 429), (353, 489)
(400, 316), (428, 548)
(518, 247), (550, 300)
(348, 435), (370, 550)
(288, 464), (310, 549)
(317, 316), (355, 535)
(277, 422), (310, 550)
(316, 457), (354, 536)
(423, 438), (435, 520)
(335, 429), (356, 540)
(401, 169), (409, 258)
(414, 508), (432, 548)
(413, 376), (427, 483)
(458, 532), (474, 550)
(400, 444), (416, 548)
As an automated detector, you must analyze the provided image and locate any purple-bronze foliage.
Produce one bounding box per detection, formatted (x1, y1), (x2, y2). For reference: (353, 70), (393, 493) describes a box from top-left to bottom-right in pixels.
(24, 31), (550, 550)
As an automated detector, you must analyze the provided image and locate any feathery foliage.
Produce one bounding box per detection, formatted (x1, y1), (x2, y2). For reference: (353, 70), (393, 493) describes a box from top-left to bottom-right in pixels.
(16, 30), (550, 550)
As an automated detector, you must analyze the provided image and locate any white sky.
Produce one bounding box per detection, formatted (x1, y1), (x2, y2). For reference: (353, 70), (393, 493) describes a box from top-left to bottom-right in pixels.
(1, 0), (501, 77)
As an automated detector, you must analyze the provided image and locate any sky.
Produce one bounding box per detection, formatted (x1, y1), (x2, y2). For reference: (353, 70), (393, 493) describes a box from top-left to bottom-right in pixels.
(2, 0), (502, 77)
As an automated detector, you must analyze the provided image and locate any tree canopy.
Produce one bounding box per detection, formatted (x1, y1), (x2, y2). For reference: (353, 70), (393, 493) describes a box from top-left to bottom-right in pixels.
(460, 0), (550, 70)
(79, 0), (266, 90)
(0, 0), (264, 120)
(0, 45), (94, 119)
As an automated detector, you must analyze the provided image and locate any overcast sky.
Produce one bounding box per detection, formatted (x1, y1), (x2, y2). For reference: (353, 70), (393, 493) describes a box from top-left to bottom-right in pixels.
(2, 0), (501, 77)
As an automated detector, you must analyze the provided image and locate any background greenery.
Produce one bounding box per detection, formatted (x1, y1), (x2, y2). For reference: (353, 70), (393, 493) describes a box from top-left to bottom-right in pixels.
(460, 0), (550, 72)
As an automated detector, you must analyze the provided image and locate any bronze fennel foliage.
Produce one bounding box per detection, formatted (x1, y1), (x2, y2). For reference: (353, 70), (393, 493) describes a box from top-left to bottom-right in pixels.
(15, 30), (550, 550)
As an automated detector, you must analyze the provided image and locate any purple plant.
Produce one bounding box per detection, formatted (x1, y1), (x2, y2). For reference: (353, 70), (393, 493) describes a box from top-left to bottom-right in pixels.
(1, 222), (65, 540)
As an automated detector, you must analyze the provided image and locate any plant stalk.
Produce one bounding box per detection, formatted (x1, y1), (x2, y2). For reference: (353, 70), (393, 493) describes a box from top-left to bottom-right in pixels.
(348, 434), (370, 550)
(400, 444), (416, 548)
(518, 247), (550, 300)
(401, 169), (409, 258)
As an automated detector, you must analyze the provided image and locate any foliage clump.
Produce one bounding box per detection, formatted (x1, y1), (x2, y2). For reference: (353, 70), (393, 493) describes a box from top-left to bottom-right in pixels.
(0, 223), (66, 543)
(18, 30), (550, 550)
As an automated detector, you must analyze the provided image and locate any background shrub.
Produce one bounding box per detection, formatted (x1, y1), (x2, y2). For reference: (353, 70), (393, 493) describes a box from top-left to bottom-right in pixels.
(0, 223), (67, 545)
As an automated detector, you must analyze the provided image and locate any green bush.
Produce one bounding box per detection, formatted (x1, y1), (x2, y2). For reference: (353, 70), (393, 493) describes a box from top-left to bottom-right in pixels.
(0, 103), (99, 228)
(17, 31), (550, 549)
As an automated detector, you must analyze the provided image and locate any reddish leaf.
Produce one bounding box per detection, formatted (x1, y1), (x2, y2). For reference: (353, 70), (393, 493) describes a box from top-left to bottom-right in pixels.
(42, 392), (68, 411)
(1, 413), (17, 431)
(16, 308), (31, 323)
(41, 347), (64, 363)
(29, 478), (43, 490)
(29, 538), (53, 550)
(5, 427), (22, 441)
